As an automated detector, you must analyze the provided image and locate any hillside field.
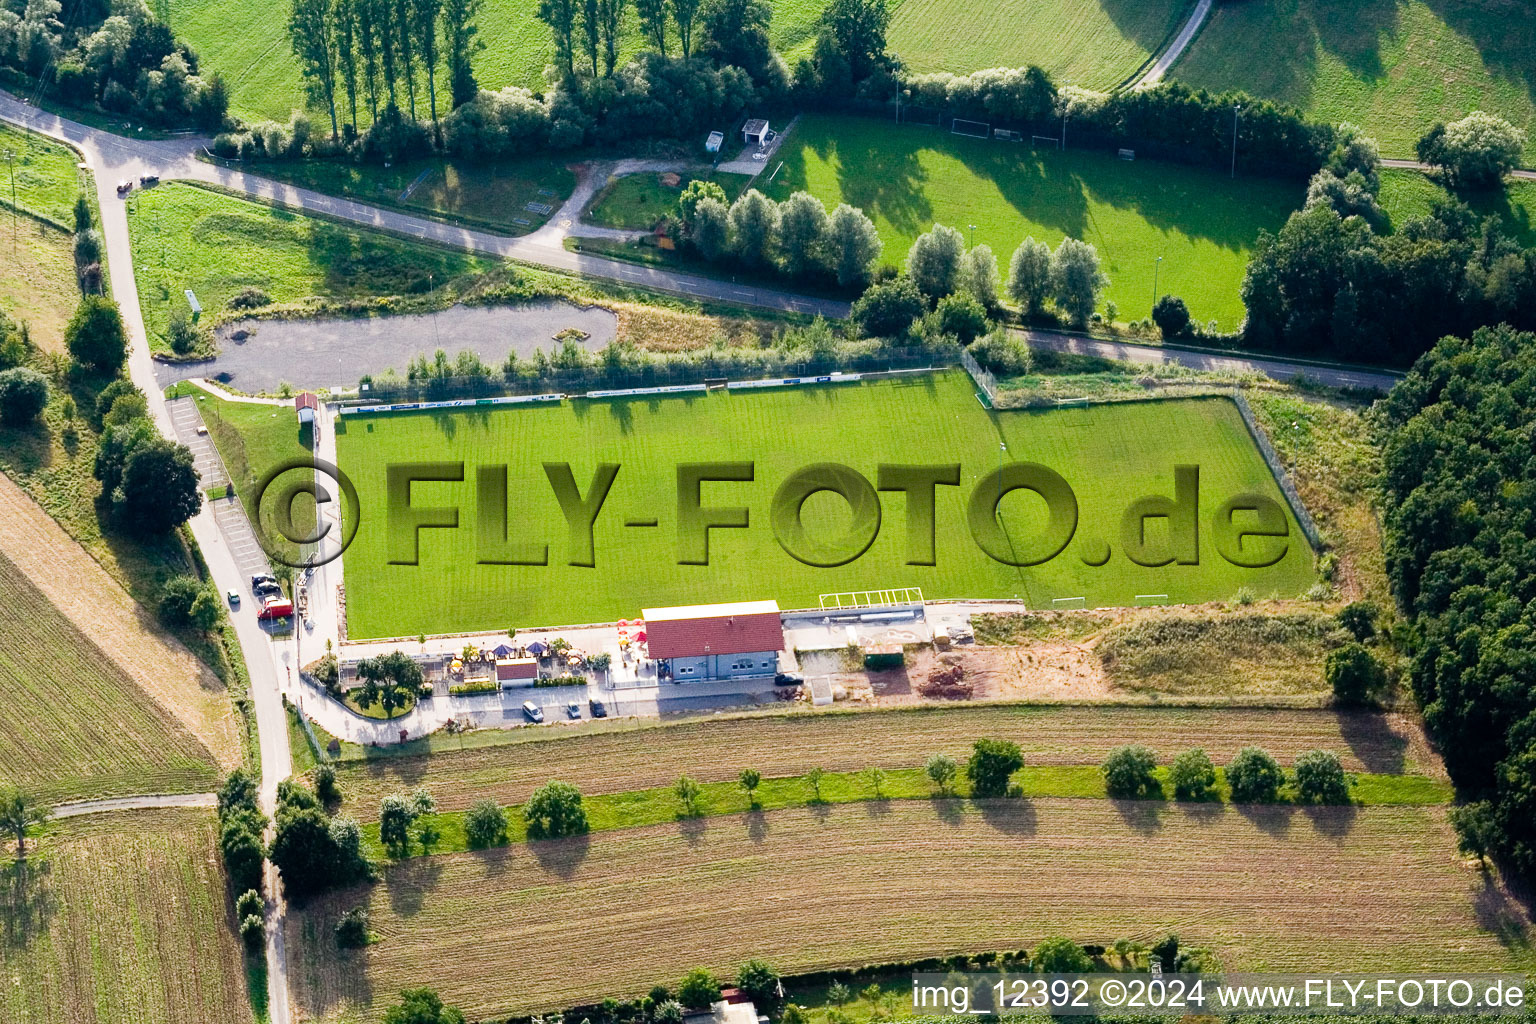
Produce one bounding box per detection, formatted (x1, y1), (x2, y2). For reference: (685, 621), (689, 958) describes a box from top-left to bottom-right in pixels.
(0, 809), (256, 1024)
(0, 123), (95, 348)
(165, 0), (1187, 123)
(124, 183), (495, 348)
(335, 374), (1315, 637)
(286, 800), (1527, 1021)
(329, 703), (1440, 816)
(0, 551), (223, 803)
(761, 114), (1301, 328)
(1379, 168), (1536, 245)
(1171, 0), (1536, 163)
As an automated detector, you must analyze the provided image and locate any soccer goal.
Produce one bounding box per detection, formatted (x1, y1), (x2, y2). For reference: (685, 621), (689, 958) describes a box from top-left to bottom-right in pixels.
(951, 118), (991, 139)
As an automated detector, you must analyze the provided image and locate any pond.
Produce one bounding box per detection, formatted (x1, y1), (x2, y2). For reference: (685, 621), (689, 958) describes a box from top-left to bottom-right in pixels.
(152, 300), (619, 393)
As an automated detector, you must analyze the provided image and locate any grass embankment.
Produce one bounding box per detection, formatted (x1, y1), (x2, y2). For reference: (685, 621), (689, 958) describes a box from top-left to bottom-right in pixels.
(287, 800), (1522, 1022)
(0, 122), (96, 348)
(587, 170), (753, 229)
(0, 809), (255, 1024)
(761, 113), (1302, 329)
(1171, 0), (1536, 164)
(124, 182), (496, 349)
(1379, 168), (1536, 246)
(337, 375), (1314, 637)
(327, 703), (1441, 815)
(358, 762), (1450, 861)
(1097, 611), (1344, 697)
(232, 153), (577, 235)
(170, 0), (1184, 123)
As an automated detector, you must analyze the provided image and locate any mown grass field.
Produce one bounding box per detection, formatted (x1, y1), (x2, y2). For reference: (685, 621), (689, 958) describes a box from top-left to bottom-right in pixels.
(124, 182), (495, 349)
(1380, 168), (1536, 245)
(0, 809), (255, 1024)
(762, 114), (1302, 328)
(239, 153), (577, 235)
(1171, 0), (1536, 163)
(330, 703), (1436, 816)
(287, 800), (1524, 1021)
(0, 551), (223, 803)
(336, 374), (1314, 637)
(587, 170), (753, 229)
(0, 123), (93, 348)
(167, 0), (1186, 123)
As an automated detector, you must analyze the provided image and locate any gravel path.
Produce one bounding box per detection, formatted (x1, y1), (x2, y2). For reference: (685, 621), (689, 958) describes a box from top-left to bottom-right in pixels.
(152, 300), (619, 392)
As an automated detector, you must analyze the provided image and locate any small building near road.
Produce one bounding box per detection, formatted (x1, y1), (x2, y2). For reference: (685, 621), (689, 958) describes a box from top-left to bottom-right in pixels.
(295, 392), (318, 424)
(495, 657), (538, 687)
(741, 119), (770, 145)
(643, 599), (784, 681)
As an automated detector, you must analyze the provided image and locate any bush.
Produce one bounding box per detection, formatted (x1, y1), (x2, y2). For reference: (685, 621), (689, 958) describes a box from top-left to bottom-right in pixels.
(1293, 749), (1351, 804)
(969, 329), (1031, 375)
(94, 379), (143, 424)
(1325, 642), (1386, 705)
(736, 959), (782, 1010)
(313, 763), (339, 803)
(228, 286), (272, 310)
(158, 576), (206, 628)
(1102, 745), (1160, 798)
(678, 968), (721, 1010)
(1168, 748), (1216, 801)
(1416, 111), (1527, 189)
(334, 907), (371, 948)
(524, 780), (588, 839)
(1032, 936), (1093, 973)
(934, 292), (990, 344)
(240, 913), (265, 954)
(1448, 800), (1496, 862)
(64, 296), (128, 372)
(1336, 601), (1378, 641)
(235, 888), (263, 919)
(1151, 295), (1192, 339)
(1226, 747), (1284, 803)
(166, 308), (204, 355)
(851, 276), (925, 338)
(464, 799), (509, 848)
(966, 738), (1023, 798)
(0, 367), (49, 427)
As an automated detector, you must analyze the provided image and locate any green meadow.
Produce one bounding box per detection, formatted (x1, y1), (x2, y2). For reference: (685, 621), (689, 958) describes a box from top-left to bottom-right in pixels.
(336, 371), (1314, 638)
(761, 114), (1302, 328)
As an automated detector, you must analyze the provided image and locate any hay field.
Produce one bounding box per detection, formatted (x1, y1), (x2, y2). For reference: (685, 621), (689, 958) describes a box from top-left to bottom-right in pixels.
(0, 809), (255, 1024)
(287, 800), (1526, 1021)
(331, 704), (1438, 817)
(337, 375), (1315, 638)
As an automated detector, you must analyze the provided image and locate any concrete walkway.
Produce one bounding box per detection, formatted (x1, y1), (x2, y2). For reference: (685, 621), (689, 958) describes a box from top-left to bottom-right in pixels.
(1131, 0), (1212, 90)
(53, 793), (218, 818)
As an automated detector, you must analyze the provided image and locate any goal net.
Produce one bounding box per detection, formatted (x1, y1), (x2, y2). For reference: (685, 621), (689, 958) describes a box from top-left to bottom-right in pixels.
(951, 118), (991, 139)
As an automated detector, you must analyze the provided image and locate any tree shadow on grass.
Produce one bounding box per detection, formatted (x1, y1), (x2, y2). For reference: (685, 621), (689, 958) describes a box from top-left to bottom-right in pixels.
(1234, 801), (1296, 838)
(385, 854), (444, 918)
(1301, 801), (1359, 841)
(0, 858), (56, 949)
(1110, 798), (1164, 835)
(863, 796), (893, 821)
(1171, 797), (1227, 826)
(1473, 871), (1534, 952)
(1334, 708), (1408, 775)
(929, 794), (965, 826)
(977, 797), (1037, 837)
(528, 830), (591, 878)
(1424, 0), (1536, 103)
(675, 814), (709, 848)
(744, 807), (769, 843)
(471, 841), (516, 880)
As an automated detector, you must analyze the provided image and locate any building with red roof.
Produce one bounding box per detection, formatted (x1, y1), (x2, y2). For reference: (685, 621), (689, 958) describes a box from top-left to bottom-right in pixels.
(641, 600), (784, 681)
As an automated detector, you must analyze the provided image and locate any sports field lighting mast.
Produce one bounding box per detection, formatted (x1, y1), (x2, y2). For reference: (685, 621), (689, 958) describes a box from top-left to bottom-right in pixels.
(1152, 255), (1162, 309)
(1231, 104), (1242, 178)
(3, 148), (14, 255)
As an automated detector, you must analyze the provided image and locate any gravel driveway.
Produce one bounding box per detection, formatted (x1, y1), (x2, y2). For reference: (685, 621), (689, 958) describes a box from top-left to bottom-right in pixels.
(153, 300), (619, 393)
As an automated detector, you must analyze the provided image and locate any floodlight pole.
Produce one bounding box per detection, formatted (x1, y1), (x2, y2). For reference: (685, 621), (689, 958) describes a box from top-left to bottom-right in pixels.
(4, 149), (14, 255)
(996, 441), (1007, 521)
(1152, 255), (1162, 309)
(1231, 104), (1242, 179)
(968, 223), (976, 248)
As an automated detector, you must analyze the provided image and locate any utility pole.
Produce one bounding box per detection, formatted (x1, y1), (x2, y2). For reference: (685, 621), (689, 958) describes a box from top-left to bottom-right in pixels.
(4, 149), (14, 256)
(1152, 255), (1162, 309)
(1231, 104), (1242, 179)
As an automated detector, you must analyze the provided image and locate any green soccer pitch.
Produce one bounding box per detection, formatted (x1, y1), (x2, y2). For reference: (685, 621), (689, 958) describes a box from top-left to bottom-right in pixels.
(335, 372), (1315, 638)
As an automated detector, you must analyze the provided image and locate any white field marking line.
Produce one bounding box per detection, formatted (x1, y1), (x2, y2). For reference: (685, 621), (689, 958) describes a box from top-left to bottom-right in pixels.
(1051, 596), (1087, 606)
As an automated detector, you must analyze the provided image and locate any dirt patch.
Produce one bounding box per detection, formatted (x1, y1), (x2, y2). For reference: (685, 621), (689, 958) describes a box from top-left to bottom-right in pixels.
(0, 471), (240, 769)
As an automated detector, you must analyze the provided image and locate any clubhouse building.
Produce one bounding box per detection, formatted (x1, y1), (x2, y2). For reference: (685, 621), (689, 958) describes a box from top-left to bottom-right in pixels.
(642, 600), (785, 682)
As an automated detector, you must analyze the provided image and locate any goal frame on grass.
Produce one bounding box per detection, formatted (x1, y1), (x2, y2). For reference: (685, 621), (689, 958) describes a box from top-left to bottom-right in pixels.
(951, 118), (991, 139)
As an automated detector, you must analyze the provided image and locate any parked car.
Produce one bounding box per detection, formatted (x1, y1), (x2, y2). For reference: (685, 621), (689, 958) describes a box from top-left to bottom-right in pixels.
(775, 672), (804, 685)
(226, 589), (240, 607)
(588, 698), (608, 718)
(521, 700), (544, 723)
(254, 582), (282, 599)
(138, 173), (159, 187)
(566, 701), (581, 720)
(115, 179), (132, 196)
(250, 573), (277, 590)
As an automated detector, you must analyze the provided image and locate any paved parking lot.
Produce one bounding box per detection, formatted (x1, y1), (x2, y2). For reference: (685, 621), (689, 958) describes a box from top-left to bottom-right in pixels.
(165, 396), (229, 489)
(166, 396), (273, 587)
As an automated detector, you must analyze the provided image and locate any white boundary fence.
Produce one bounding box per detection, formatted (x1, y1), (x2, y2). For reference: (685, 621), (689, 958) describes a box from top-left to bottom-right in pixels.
(339, 393), (563, 415)
(1230, 390), (1323, 551)
(959, 347), (999, 407)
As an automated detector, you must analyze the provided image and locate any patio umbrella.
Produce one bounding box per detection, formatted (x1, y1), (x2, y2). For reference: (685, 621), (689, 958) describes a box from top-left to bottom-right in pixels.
(526, 640), (548, 656)
(492, 644), (514, 658)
